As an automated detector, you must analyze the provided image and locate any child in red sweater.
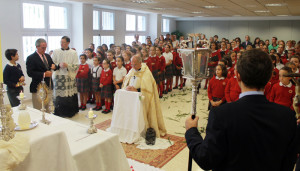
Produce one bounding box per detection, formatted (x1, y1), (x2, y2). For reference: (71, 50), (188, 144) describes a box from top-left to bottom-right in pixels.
(270, 55), (279, 87)
(107, 49), (117, 71)
(100, 59), (113, 114)
(207, 64), (228, 110)
(269, 66), (295, 110)
(123, 51), (132, 73)
(141, 48), (152, 72)
(156, 47), (166, 98)
(225, 65), (241, 103)
(77, 54), (90, 110)
(204, 42), (220, 89)
(149, 46), (160, 89)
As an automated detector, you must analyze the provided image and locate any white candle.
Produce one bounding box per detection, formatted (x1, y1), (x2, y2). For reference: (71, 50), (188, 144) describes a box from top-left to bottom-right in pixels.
(20, 91), (24, 98)
(88, 108), (94, 119)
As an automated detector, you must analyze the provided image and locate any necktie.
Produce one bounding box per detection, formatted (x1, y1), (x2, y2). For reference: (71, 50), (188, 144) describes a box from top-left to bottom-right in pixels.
(41, 54), (49, 70)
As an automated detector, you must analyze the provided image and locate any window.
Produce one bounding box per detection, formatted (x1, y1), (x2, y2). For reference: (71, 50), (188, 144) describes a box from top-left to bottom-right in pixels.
(49, 6), (67, 29)
(22, 36), (46, 59)
(93, 10), (100, 30)
(22, 2), (70, 61)
(139, 36), (146, 44)
(93, 36), (101, 49)
(102, 11), (114, 30)
(23, 3), (45, 28)
(162, 18), (170, 32)
(125, 36), (135, 45)
(101, 36), (114, 46)
(48, 36), (63, 51)
(137, 16), (146, 31)
(126, 14), (136, 31)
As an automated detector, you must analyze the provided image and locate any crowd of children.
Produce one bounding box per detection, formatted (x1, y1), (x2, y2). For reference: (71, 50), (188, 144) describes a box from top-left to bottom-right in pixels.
(3, 34), (300, 114)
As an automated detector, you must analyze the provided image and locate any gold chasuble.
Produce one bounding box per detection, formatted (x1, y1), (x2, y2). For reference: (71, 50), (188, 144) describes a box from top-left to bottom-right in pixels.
(123, 63), (167, 137)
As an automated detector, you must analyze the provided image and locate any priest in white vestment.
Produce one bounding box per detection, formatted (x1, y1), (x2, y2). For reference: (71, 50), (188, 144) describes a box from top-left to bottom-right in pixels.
(123, 55), (167, 137)
(52, 36), (79, 117)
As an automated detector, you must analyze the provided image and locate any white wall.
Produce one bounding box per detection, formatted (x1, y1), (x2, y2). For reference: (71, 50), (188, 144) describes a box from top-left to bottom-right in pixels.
(176, 20), (300, 42)
(0, 0), (29, 104)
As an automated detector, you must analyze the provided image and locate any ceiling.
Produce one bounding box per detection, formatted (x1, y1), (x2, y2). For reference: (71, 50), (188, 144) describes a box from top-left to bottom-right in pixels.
(66, 0), (300, 18)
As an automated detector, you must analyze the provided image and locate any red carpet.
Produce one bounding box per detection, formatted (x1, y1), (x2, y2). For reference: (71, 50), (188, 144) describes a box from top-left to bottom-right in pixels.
(95, 119), (187, 168)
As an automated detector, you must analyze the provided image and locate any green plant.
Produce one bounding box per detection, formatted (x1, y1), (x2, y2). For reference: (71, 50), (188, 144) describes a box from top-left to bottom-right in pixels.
(171, 30), (183, 40)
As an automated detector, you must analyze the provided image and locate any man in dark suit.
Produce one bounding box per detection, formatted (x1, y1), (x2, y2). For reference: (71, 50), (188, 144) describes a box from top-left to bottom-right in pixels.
(185, 49), (298, 171)
(26, 38), (56, 111)
(241, 35), (252, 49)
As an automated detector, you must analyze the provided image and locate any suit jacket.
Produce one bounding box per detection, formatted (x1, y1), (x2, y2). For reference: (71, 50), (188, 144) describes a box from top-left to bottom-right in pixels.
(185, 95), (298, 171)
(241, 41), (252, 49)
(26, 51), (55, 93)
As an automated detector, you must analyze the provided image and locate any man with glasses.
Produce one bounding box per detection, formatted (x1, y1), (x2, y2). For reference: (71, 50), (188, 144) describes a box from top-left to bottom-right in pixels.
(26, 38), (56, 111)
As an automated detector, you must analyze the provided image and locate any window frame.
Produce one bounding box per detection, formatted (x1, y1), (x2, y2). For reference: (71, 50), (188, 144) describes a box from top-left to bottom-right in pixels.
(162, 18), (170, 33)
(125, 13), (147, 33)
(21, 0), (71, 60)
(101, 10), (115, 31)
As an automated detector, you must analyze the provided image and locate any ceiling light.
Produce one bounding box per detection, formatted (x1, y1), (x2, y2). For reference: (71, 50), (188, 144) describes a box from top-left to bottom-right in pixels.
(152, 7), (164, 10)
(254, 10), (270, 13)
(277, 15), (289, 16)
(192, 11), (202, 14)
(203, 6), (219, 9)
(265, 3), (286, 7)
(132, 0), (155, 4)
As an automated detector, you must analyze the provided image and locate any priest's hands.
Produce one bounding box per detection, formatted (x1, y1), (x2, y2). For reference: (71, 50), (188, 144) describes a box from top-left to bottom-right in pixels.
(185, 115), (199, 131)
(60, 62), (68, 68)
(51, 64), (56, 70)
(126, 86), (137, 92)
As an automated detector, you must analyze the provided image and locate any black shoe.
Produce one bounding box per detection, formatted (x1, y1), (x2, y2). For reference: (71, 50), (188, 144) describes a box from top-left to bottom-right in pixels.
(203, 87), (207, 90)
(179, 87), (182, 90)
(87, 99), (92, 104)
(106, 109), (111, 113)
(159, 95), (163, 98)
(78, 106), (82, 110)
(81, 106), (86, 110)
(92, 106), (98, 110)
(163, 91), (168, 94)
(168, 89), (172, 92)
(90, 100), (95, 104)
(102, 109), (107, 114)
(183, 83), (186, 87)
(173, 86), (178, 89)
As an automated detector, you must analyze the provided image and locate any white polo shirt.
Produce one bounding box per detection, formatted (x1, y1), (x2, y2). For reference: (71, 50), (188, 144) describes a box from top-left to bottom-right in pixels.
(113, 66), (127, 81)
(163, 52), (173, 64)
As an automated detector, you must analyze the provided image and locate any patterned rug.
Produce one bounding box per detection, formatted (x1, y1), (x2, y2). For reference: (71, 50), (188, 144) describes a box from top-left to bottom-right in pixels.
(95, 119), (187, 168)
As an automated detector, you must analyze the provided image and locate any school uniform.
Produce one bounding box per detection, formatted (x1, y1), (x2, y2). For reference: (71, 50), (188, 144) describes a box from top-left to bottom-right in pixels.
(163, 52), (173, 79)
(233, 47), (240, 53)
(124, 61), (132, 73)
(143, 57), (153, 72)
(207, 50), (220, 78)
(225, 76), (241, 103)
(91, 65), (102, 92)
(264, 81), (273, 101)
(110, 59), (117, 71)
(150, 55), (160, 84)
(172, 51), (178, 77)
(3, 62), (24, 107)
(280, 53), (288, 65)
(217, 48), (229, 58)
(207, 76), (228, 110)
(269, 82), (295, 110)
(227, 67), (234, 79)
(76, 63), (90, 93)
(100, 68), (113, 98)
(270, 67), (279, 87)
(113, 66), (127, 88)
(174, 53), (183, 76)
(158, 55), (166, 82)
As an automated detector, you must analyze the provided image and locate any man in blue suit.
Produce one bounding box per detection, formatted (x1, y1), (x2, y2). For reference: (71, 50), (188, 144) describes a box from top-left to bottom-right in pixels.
(241, 35), (252, 49)
(185, 49), (298, 171)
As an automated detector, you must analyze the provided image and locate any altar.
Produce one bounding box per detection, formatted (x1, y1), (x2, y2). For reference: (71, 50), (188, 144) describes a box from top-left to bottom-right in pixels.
(2, 107), (130, 171)
(107, 89), (145, 144)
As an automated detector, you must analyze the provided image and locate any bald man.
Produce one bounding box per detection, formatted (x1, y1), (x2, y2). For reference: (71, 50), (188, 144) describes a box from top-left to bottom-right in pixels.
(122, 55), (167, 137)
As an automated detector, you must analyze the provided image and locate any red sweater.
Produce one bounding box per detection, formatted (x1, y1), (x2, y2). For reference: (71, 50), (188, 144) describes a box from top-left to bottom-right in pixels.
(110, 61), (117, 71)
(125, 61), (132, 73)
(76, 64), (89, 78)
(217, 49), (229, 56)
(144, 57), (152, 72)
(233, 47), (240, 53)
(269, 82), (295, 110)
(280, 54), (288, 64)
(207, 76), (228, 102)
(100, 69), (113, 86)
(175, 54), (183, 67)
(227, 67), (235, 79)
(270, 68), (279, 87)
(150, 55), (159, 71)
(225, 76), (241, 102)
(158, 55), (166, 72)
(208, 50), (221, 67)
(264, 81), (273, 100)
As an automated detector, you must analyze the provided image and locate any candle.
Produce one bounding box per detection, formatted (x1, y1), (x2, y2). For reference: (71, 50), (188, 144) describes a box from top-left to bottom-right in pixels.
(88, 108), (94, 119)
(20, 91), (24, 98)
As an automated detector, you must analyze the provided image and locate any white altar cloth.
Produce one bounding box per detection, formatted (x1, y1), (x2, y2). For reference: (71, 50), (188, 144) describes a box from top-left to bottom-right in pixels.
(10, 107), (130, 171)
(107, 89), (145, 144)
